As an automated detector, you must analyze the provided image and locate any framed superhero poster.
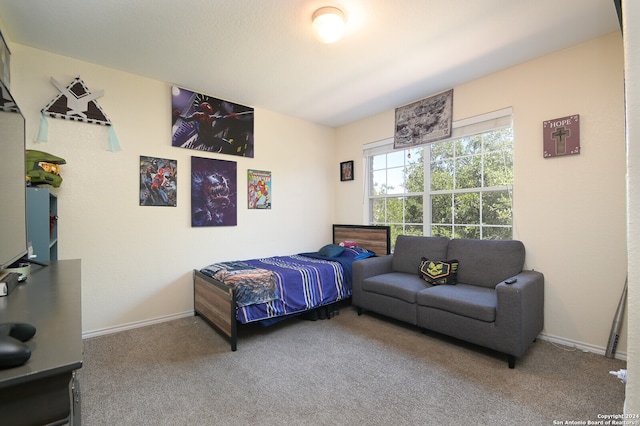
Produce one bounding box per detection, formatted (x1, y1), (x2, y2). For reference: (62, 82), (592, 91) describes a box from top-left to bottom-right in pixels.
(191, 156), (237, 227)
(171, 86), (254, 158)
(248, 169), (271, 209)
(340, 160), (354, 181)
(139, 156), (177, 206)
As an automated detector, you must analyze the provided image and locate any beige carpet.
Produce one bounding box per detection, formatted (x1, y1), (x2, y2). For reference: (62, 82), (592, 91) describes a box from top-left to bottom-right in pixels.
(79, 306), (626, 425)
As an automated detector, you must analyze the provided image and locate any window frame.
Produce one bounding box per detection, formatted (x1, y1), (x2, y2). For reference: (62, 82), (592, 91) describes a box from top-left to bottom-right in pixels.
(363, 108), (513, 243)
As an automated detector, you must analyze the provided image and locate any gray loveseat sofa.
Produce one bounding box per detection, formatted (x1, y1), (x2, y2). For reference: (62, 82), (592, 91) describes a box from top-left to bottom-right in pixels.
(352, 235), (544, 368)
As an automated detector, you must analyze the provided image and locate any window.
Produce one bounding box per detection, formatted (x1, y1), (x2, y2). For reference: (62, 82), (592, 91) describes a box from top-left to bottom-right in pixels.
(365, 109), (513, 250)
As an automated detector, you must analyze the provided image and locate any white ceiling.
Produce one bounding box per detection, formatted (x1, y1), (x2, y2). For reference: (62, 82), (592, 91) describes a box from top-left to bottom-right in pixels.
(0, 0), (620, 127)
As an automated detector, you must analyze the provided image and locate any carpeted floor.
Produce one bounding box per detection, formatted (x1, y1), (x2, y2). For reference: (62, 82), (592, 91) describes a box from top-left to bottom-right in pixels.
(79, 306), (627, 425)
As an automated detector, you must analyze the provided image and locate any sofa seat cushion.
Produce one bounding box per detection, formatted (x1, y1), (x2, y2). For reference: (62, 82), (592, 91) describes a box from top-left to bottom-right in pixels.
(362, 272), (428, 303)
(416, 283), (497, 322)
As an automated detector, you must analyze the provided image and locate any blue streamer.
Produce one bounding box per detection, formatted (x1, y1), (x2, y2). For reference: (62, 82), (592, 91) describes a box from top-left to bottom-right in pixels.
(108, 126), (122, 152)
(35, 112), (48, 142)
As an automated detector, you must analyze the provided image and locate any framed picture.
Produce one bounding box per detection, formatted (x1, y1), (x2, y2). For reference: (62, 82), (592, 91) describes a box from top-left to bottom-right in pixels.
(139, 156), (177, 206)
(394, 89), (453, 149)
(171, 86), (254, 157)
(340, 160), (354, 181)
(248, 169), (271, 209)
(191, 156), (237, 226)
(543, 114), (580, 158)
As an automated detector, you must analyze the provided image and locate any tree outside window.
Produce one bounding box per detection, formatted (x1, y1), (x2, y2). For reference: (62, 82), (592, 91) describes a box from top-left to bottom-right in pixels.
(368, 124), (513, 251)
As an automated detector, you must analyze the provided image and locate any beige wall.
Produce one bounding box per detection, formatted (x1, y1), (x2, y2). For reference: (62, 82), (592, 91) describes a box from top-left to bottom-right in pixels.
(11, 45), (337, 335)
(335, 32), (628, 355)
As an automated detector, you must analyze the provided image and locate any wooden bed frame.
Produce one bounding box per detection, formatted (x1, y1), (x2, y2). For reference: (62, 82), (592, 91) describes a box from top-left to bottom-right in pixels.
(193, 224), (391, 351)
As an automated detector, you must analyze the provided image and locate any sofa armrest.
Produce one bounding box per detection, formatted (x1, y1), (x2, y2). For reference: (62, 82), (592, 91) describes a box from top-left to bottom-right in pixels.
(494, 270), (545, 357)
(352, 254), (393, 303)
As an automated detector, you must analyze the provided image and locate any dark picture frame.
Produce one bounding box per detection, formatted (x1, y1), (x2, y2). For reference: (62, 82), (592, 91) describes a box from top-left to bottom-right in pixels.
(340, 160), (354, 181)
(139, 156), (177, 206)
(394, 89), (453, 149)
(171, 86), (254, 158)
(191, 156), (237, 227)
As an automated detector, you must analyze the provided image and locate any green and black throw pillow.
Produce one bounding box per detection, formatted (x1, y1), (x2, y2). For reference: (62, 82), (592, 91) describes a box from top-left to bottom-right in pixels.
(419, 258), (459, 286)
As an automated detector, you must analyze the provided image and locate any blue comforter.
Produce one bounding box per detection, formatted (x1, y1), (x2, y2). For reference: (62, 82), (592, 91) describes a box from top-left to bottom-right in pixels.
(298, 251), (354, 286)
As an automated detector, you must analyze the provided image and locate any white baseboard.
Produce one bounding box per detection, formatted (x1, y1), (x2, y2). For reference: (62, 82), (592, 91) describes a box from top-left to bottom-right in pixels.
(538, 332), (627, 361)
(81, 313), (628, 362)
(82, 311), (194, 339)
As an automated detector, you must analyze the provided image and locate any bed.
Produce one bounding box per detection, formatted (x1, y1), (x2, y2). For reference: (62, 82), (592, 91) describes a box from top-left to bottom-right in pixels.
(193, 224), (391, 350)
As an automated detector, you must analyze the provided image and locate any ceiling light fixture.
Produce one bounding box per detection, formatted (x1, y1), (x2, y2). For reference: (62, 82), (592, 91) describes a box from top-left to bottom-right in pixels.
(312, 6), (346, 44)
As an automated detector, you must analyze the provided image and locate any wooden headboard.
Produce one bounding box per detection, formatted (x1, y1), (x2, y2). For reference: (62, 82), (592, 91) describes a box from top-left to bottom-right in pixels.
(332, 224), (391, 256)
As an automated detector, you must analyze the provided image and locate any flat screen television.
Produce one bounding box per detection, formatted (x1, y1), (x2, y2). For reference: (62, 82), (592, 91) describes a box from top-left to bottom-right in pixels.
(0, 80), (27, 271)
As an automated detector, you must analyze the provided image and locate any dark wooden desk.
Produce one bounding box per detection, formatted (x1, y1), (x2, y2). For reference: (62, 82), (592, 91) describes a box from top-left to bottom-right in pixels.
(0, 260), (82, 426)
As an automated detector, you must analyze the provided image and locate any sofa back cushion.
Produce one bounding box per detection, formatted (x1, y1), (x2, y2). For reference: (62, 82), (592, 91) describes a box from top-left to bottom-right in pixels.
(392, 235), (450, 274)
(446, 239), (525, 288)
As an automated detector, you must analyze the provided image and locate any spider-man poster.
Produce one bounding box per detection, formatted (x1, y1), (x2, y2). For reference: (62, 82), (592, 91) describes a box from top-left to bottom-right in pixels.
(171, 86), (254, 158)
(139, 156), (177, 206)
(191, 156), (237, 227)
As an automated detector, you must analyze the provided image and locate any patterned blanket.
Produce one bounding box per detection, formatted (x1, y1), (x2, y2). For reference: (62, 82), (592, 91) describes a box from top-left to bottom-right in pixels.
(200, 261), (279, 307)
